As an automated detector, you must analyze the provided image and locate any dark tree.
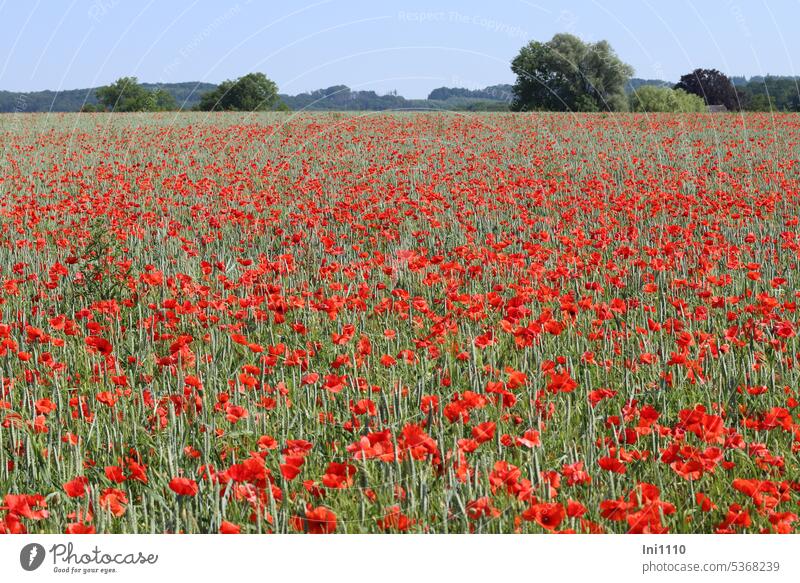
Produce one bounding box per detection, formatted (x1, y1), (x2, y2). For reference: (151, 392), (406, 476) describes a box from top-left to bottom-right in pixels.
(674, 69), (739, 111)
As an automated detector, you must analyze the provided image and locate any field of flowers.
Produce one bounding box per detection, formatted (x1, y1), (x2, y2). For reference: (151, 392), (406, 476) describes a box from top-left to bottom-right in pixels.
(0, 112), (798, 534)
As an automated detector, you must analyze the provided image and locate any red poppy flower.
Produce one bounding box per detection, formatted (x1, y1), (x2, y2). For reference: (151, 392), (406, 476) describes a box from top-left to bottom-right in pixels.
(64, 477), (88, 498)
(65, 523), (96, 534)
(522, 502), (566, 530)
(291, 505), (337, 534)
(168, 477), (198, 497)
(219, 520), (241, 534)
(321, 462), (357, 489)
(99, 488), (128, 517)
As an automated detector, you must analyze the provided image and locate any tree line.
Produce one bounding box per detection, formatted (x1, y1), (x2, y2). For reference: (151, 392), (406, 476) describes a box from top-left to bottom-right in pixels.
(4, 33), (800, 113)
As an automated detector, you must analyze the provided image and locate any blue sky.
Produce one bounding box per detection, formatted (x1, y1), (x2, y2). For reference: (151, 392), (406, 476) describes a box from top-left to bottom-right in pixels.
(1, 0), (798, 98)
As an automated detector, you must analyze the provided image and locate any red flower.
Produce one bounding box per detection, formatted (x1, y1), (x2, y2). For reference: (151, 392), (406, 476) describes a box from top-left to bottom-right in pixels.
(4, 494), (49, 520)
(66, 523), (96, 534)
(377, 506), (414, 532)
(169, 477), (198, 497)
(105, 465), (126, 483)
(321, 462), (357, 489)
(85, 336), (113, 355)
(522, 503), (566, 530)
(546, 370), (578, 393)
(516, 429), (541, 448)
(279, 455), (305, 481)
(219, 520), (241, 534)
(291, 505), (337, 534)
(598, 456), (627, 474)
(225, 404), (249, 424)
(471, 421), (496, 444)
(99, 488), (128, 517)
(35, 398), (57, 415)
(64, 476), (88, 498)
(466, 497), (501, 520)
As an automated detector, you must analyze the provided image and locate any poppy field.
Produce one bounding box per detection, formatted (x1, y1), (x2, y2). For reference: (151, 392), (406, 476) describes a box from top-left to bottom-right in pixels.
(1, 112), (799, 534)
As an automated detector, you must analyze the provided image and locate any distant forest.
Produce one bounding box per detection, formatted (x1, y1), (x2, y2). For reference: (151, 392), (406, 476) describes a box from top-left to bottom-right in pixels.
(0, 82), (216, 113)
(0, 82), (514, 113)
(2, 76), (800, 113)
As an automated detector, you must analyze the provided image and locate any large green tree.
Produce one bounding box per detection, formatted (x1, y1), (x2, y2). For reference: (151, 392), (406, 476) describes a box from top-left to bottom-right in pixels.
(510, 34), (633, 112)
(196, 72), (280, 111)
(95, 77), (176, 112)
